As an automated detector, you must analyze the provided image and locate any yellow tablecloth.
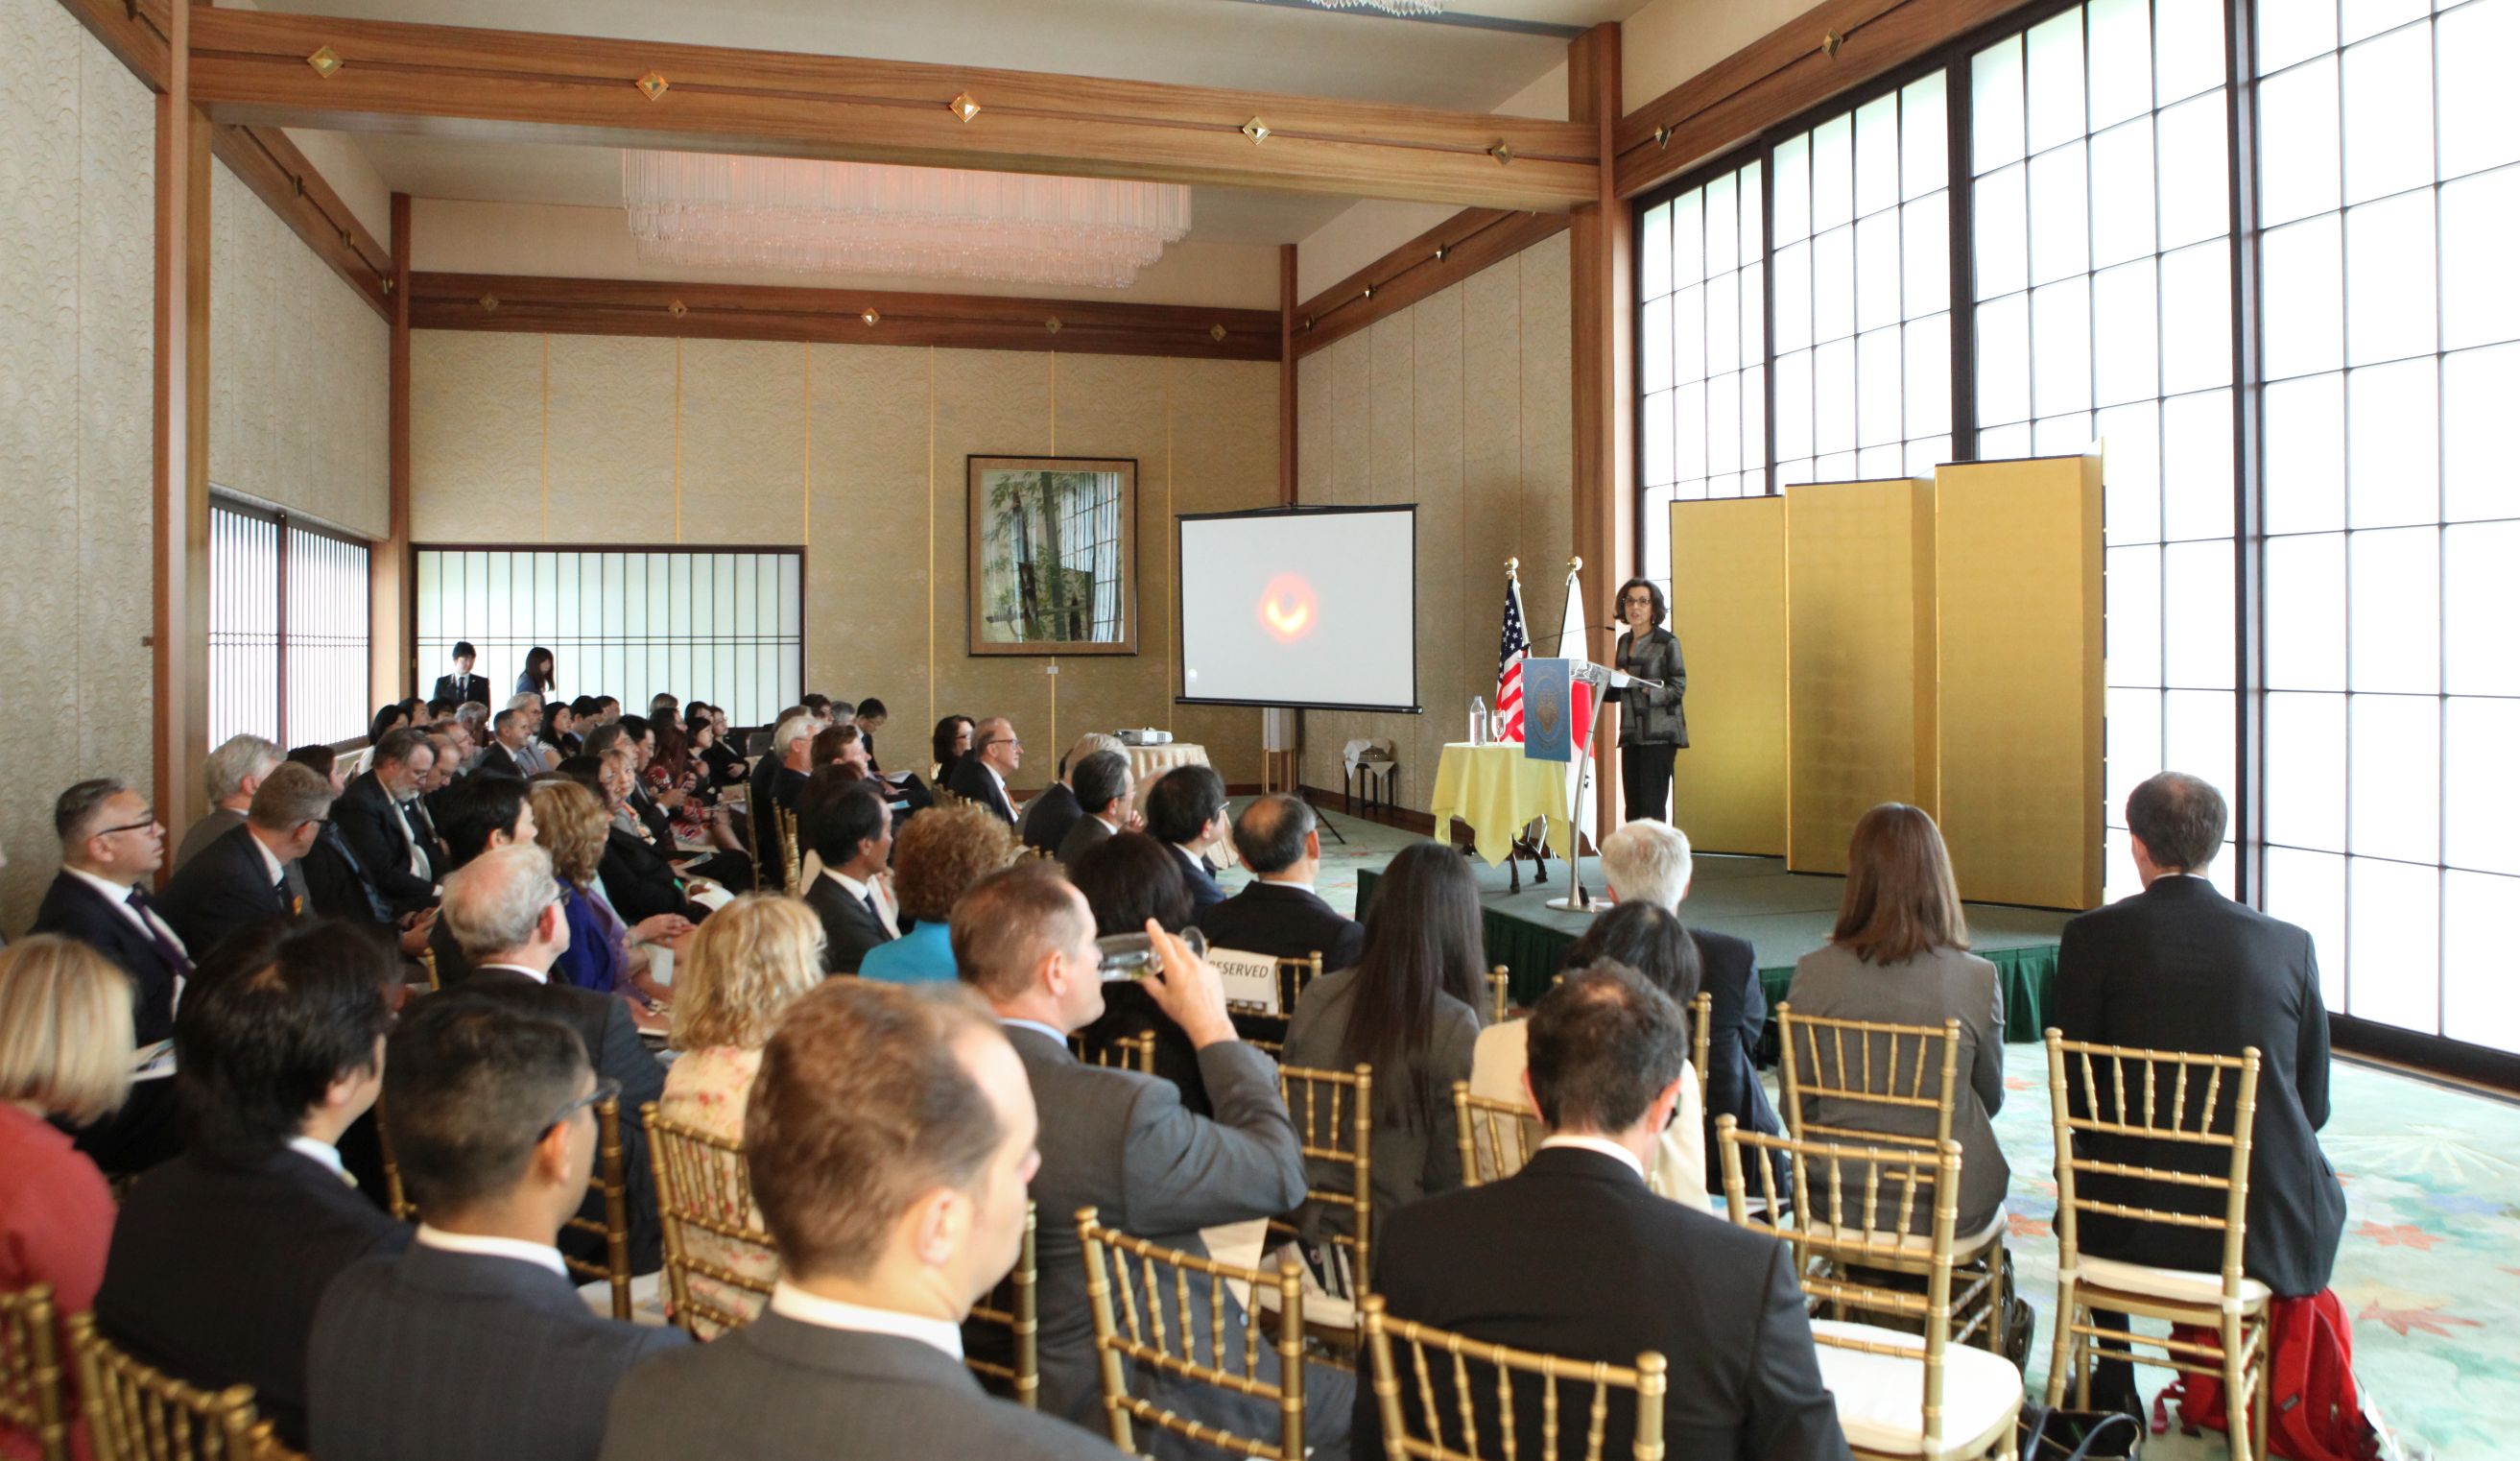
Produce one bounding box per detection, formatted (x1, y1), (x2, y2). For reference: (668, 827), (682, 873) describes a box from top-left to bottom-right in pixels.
(1127, 742), (1209, 789)
(1430, 742), (1575, 868)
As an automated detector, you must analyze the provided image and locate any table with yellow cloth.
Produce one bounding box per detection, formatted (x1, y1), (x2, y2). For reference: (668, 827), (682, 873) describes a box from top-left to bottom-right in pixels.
(1430, 742), (1576, 867)
(1127, 741), (1209, 791)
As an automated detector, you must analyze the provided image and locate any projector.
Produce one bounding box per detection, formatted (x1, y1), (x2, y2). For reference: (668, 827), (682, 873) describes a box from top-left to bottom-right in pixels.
(1118, 729), (1173, 747)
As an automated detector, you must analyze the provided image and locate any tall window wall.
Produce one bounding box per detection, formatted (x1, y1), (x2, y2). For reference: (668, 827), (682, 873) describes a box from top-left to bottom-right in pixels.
(1636, 157), (1767, 598)
(207, 497), (372, 749)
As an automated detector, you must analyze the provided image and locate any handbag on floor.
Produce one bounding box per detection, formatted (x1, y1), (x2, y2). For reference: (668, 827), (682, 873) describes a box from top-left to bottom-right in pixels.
(2015, 1407), (2143, 1460)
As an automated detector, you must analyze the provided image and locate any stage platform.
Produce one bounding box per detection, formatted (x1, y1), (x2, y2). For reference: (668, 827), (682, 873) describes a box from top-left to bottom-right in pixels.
(1356, 852), (2073, 1043)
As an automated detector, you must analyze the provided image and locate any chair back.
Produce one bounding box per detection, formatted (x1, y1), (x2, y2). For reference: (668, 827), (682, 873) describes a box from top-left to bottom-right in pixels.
(1775, 1003), (1962, 1154)
(642, 1104), (778, 1340)
(0, 1284), (68, 1461)
(2044, 1030), (2262, 1305)
(417, 946), (440, 993)
(1453, 1081), (1538, 1187)
(67, 1313), (284, 1461)
(1078, 1207), (1307, 1460)
(964, 1204), (1041, 1408)
(376, 1096), (631, 1318)
(1716, 1118), (1965, 1455)
(775, 805), (803, 890)
(1068, 1029), (1157, 1074)
(1360, 1294), (1667, 1461)
(1689, 991), (1711, 1111)
(1270, 1064), (1373, 1304)
(1486, 966), (1511, 1024)
(1277, 952), (1325, 1015)
(1229, 953), (1321, 1056)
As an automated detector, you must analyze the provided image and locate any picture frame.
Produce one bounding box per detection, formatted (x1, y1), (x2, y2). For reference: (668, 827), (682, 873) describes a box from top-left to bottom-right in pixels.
(966, 455), (1139, 657)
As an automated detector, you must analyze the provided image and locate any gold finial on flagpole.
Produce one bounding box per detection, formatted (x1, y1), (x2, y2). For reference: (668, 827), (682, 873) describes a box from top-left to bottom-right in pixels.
(1506, 556), (1520, 579)
(1567, 556), (1582, 573)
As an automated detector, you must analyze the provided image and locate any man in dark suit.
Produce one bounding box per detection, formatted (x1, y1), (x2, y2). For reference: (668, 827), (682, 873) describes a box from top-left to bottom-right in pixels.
(749, 713), (819, 892)
(420, 843), (666, 1276)
(95, 922), (410, 1453)
(1052, 750), (1133, 867)
(600, 980), (1111, 1461)
(430, 641), (493, 709)
(475, 707), (536, 779)
(953, 864), (1347, 1458)
(1200, 794), (1364, 970)
(2057, 772), (2347, 1406)
(799, 778), (897, 975)
(1019, 731), (1118, 855)
(311, 996), (686, 1461)
(422, 773), (540, 989)
(1145, 764), (1230, 912)
(335, 727), (441, 915)
(1363, 967), (1849, 1461)
(159, 762), (333, 960)
(946, 716), (1023, 825)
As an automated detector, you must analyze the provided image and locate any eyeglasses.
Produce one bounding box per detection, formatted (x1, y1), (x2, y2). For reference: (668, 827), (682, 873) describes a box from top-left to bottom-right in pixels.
(543, 1075), (622, 1136)
(95, 814), (159, 837)
(1620, 593), (1654, 607)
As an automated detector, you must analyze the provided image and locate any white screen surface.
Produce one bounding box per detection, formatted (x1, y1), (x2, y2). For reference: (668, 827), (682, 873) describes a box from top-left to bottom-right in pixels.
(1177, 508), (1418, 712)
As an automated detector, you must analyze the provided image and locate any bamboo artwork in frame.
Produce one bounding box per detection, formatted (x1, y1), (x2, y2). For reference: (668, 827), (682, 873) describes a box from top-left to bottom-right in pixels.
(967, 455), (1139, 657)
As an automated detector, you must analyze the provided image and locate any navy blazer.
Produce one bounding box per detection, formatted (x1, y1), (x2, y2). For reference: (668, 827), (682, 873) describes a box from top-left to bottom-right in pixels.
(474, 743), (532, 780)
(334, 772), (436, 915)
(157, 823), (298, 964)
(1693, 926), (1785, 1193)
(311, 1243), (687, 1461)
(430, 673), (491, 707)
(1018, 781), (1082, 854)
(1170, 844), (1225, 911)
(945, 756), (1016, 825)
(801, 873), (893, 975)
(29, 872), (182, 1045)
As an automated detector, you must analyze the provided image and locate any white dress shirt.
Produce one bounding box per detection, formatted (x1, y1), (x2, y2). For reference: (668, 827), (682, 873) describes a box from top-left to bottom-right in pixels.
(769, 1281), (963, 1359)
(1537, 1134), (1649, 1182)
(473, 961), (551, 985)
(287, 1134), (356, 1186)
(821, 869), (898, 938)
(63, 867), (190, 955)
(415, 1224), (569, 1279)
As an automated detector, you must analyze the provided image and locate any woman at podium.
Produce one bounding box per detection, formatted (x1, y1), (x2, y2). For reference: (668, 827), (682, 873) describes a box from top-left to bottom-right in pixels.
(1609, 577), (1688, 822)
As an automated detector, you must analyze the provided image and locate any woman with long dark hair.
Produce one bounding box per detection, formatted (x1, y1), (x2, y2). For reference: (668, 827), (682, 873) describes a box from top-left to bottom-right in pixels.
(515, 645), (557, 696)
(930, 713), (976, 784)
(1065, 831), (1210, 1114)
(1606, 577), (1687, 822)
(1282, 840), (1487, 1241)
(538, 701), (582, 758)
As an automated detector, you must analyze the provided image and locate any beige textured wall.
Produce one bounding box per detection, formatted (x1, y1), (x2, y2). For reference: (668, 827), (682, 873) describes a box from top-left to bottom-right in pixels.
(0, 0), (155, 933)
(1624, 0), (1830, 114)
(411, 334), (1278, 791)
(1293, 230), (1574, 813)
(208, 158), (392, 539)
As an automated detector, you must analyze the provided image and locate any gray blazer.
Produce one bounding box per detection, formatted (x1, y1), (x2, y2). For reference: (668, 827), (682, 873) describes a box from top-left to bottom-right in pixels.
(309, 1244), (687, 1461)
(998, 1024), (1336, 1459)
(1280, 966), (1483, 1246)
(1612, 627), (1688, 748)
(1782, 943), (2009, 1235)
(601, 1315), (1112, 1461)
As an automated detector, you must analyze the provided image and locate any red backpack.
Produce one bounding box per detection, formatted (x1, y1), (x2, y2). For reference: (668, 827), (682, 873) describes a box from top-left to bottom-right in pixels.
(2156, 1289), (2379, 1461)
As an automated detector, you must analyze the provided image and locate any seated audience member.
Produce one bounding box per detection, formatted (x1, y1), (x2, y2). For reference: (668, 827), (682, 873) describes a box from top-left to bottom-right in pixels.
(857, 802), (1014, 986)
(96, 921), (408, 1450)
(1283, 841), (1486, 1243)
(476, 707), (536, 779)
(286, 742), (348, 793)
(799, 778), (898, 974)
(589, 748), (714, 926)
(809, 721), (871, 775)
(421, 772), (539, 988)
(602, 980), (1113, 1461)
(1051, 749), (1133, 865)
(956, 864), (1345, 1456)
(648, 716), (742, 854)
(454, 702), (492, 766)
(852, 697), (891, 770)
(431, 639), (491, 708)
(1599, 818), (1783, 1190)
(336, 727), (443, 915)
(1144, 765), (1230, 909)
(1199, 793), (1364, 970)
(946, 717), (1023, 825)
(1470, 902), (1708, 1210)
(541, 702), (584, 759)
(529, 779), (683, 1018)
(749, 714), (819, 891)
(1020, 732), (1125, 855)
(420, 730), (464, 812)
(691, 705), (746, 789)
(2057, 772), (2345, 1415)
(1788, 802), (2006, 1235)
(931, 713), (976, 786)
(656, 894), (825, 1331)
(176, 734), (283, 870)
(1066, 831), (1207, 1114)
(1363, 967), (1849, 1461)
(649, 692), (679, 722)
(159, 762), (334, 960)
(591, 696), (623, 726)
(424, 845), (665, 1276)
(362, 702), (416, 771)
(309, 998), (688, 1461)
(748, 705), (804, 794)
(507, 693), (554, 774)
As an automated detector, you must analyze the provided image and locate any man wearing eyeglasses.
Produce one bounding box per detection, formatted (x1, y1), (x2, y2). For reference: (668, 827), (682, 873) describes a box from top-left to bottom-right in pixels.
(945, 716), (1022, 826)
(159, 762), (333, 960)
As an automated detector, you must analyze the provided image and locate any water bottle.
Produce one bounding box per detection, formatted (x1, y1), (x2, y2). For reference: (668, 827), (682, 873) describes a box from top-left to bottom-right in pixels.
(1096, 926), (1207, 982)
(1470, 696), (1488, 746)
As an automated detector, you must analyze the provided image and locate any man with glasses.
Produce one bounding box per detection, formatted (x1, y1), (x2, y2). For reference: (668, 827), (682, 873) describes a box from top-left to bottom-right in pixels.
(419, 844), (665, 1276)
(311, 998), (686, 1461)
(159, 761), (333, 960)
(946, 716), (1022, 826)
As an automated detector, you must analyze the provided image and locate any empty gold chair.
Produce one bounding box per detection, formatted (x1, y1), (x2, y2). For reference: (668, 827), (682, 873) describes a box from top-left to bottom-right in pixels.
(963, 1204), (1041, 1408)
(2045, 1031), (2269, 1461)
(643, 1104), (779, 1340)
(1453, 1080), (1539, 1187)
(1717, 1120), (2021, 1461)
(1079, 1207), (1308, 1459)
(1257, 1063), (1373, 1348)
(1360, 1293), (1668, 1461)
(1067, 1029), (1157, 1074)
(1, 1283), (69, 1461)
(68, 1312), (290, 1461)
(377, 1096), (634, 1319)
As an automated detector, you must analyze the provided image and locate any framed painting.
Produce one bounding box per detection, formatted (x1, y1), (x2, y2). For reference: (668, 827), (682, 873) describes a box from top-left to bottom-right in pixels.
(966, 455), (1139, 657)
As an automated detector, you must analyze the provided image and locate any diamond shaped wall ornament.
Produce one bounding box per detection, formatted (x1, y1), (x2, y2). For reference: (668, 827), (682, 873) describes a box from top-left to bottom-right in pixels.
(1653, 125), (1672, 149)
(1821, 30), (1843, 57)
(1434, 244), (1448, 262)
(1209, 323), (1226, 341)
(1044, 316), (1062, 334)
(669, 299), (688, 317)
(950, 92), (982, 123)
(861, 308), (880, 325)
(305, 46), (342, 79)
(479, 294), (500, 313)
(1362, 283), (1375, 300)
(1241, 117), (1270, 144)
(1487, 141), (1515, 166)
(636, 70), (670, 101)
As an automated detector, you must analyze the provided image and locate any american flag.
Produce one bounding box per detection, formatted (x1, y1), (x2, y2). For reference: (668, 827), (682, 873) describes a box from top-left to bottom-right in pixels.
(1494, 573), (1530, 743)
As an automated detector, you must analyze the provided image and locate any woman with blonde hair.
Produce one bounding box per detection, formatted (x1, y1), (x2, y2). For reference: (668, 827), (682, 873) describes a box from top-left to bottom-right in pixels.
(655, 894), (826, 1332)
(527, 778), (688, 1023)
(1784, 802), (2008, 1233)
(855, 801), (1016, 985)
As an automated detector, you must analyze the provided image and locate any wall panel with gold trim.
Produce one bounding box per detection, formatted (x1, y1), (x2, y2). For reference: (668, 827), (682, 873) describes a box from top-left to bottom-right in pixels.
(1669, 494), (1788, 855)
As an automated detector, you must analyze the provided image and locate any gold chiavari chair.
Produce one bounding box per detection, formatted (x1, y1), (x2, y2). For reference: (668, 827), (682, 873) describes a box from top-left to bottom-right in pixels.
(1068, 1029), (1157, 1074)
(775, 805), (804, 891)
(643, 1105), (779, 1341)
(965, 1204), (1041, 1408)
(1452, 1081), (1539, 1187)
(1079, 1207), (1308, 1460)
(1360, 1293), (1668, 1461)
(68, 1313), (295, 1461)
(376, 1098), (634, 1320)
(1228, 953), (1322, 1058)
(416, 946), (440, 993)
(1717, 1120), (2021, 1461)
(2044, 1031), (2269, 1461)
(1689, 991), (1712, 1112)
(1, 1283), (69, 1461)
(1775, 1006), (2005, 1351)
(1486, 966), (1512, 1024)
(1257, 1063), (1373, 1350)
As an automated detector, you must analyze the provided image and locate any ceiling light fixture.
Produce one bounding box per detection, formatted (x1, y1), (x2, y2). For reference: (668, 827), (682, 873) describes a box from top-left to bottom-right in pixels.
(1307, 0), (1445, 14)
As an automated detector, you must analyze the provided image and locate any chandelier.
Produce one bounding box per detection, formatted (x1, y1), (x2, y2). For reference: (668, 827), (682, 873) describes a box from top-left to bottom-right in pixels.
(620, 153), (1191, 290)
(1308, 0), (1444, 12)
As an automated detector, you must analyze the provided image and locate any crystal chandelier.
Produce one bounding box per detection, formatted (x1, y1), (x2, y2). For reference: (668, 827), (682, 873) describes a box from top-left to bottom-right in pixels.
(621, 152), (1192, 290)
(1308, 0), (1445, 12)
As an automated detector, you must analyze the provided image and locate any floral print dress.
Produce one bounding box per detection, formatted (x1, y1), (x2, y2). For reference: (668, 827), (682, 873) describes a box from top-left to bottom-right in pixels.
(655, 1044), (778, 1335)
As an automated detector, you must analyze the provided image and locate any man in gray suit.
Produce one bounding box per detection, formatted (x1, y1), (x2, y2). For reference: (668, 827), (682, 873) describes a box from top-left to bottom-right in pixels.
(954, 862), (1351, 1459)
(602, 980), (1111, 1461)
(308, 997), (687, 1461)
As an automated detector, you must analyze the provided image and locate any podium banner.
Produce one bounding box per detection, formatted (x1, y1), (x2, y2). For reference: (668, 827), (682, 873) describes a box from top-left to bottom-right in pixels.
(1521, 659), (1576, 763)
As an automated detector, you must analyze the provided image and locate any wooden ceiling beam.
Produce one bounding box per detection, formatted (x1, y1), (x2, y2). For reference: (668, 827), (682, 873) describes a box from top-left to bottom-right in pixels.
(185, 7), (1599, 211)
(54, 0), (172, 91)
(209, 123), (394, 320)
(1291, 206), (1568, 360)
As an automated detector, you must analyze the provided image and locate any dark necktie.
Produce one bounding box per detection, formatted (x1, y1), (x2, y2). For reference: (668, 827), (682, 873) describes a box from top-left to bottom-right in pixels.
(863, 890), (882, 923)
(123, 887), (197, 979)
(323, 823), (393, 923)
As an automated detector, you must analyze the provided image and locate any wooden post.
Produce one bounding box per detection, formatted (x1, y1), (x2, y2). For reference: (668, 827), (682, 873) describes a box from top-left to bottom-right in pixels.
(1568, 22), (1632, 843)
(377, 191), (414, 707)
(1278, 243), (1298, 507)
(152, 0), (212, 850)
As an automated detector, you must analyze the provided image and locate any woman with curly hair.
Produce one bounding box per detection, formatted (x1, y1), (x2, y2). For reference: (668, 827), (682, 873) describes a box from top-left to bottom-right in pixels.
(855, 801), (1015, 985)
(526, 778), (687, 1024)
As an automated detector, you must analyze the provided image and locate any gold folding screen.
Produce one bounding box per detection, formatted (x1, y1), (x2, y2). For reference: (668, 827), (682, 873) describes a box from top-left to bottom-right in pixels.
(1669, 496), (1788, 855)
